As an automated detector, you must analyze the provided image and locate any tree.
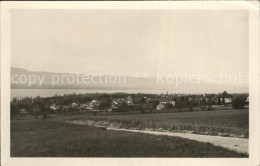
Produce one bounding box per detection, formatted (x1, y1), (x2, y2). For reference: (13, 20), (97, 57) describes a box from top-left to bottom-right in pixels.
(43, 103), (51, 119)
(99, 97), (112, 110)
(149, 100), (159, 113)
(32, 105), (39, 119)
(207, 98), (213, 111)
(118, 102), (129, 112)
(189, 104), (193, 112)
(222, 97), (226, 105)
(140, 97), (147, 114)
(217, 94), (221, 105)
(176, 97), (184, 112)
(11, 102), (20, 119)
(232, 96), (245, 109)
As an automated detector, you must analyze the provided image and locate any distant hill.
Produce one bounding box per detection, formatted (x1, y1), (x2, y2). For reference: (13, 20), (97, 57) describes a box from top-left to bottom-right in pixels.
(11, 67), (248, 93)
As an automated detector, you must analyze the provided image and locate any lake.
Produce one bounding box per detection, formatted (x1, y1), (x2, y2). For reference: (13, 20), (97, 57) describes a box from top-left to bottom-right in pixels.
(11, 89), (172, 99)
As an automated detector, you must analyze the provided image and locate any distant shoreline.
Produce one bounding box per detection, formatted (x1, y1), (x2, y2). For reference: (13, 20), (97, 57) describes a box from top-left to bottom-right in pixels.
(11, 88), (249, 100)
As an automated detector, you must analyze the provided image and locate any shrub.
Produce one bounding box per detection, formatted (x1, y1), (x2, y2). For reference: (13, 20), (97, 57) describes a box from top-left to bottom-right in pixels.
(232, 96), (245, 109)
(189, 105), (193, 112)
(200, 106), (206, 111)
(11, 103), (20, 119)
(207, 105), (213, 111)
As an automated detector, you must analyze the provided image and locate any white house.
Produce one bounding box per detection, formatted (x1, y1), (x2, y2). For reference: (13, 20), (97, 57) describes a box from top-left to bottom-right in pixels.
(50, 104), (58, 111)
(160, 96), (176, 107)
(220, 91), (233, 105)
(91, 99), (100, 106)
(156, 103), (165, 111)
(126, 96), (134, 105)
(20, 109), (29, 116)
(224, 98), (232, 104)
(245, 96), (249, 104)
(71, 102), (78, 108)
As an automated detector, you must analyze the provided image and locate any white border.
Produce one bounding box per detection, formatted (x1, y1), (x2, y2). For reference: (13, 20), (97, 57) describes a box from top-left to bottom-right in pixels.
(1, 1), (259, 166)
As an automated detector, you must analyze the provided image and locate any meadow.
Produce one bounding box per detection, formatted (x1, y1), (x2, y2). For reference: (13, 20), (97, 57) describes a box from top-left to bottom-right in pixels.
(11, 120), (247, 157)
(65, 109), (249, 138)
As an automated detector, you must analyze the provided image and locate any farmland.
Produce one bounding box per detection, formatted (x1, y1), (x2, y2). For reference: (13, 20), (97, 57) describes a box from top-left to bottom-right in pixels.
(11, 105), (249, 157)
(64, 109), (249, 138)
(11, 120), (247, 157)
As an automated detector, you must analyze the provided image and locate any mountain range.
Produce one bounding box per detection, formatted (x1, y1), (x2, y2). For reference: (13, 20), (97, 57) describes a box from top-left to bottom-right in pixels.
(11, 67), (248, 94)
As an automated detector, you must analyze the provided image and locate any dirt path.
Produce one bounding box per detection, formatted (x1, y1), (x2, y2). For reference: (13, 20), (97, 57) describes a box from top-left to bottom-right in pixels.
(105, 128), (248, 155)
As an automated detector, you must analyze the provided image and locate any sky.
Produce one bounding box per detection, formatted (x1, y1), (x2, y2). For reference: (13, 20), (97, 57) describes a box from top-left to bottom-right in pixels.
(11, 9), (248, 77)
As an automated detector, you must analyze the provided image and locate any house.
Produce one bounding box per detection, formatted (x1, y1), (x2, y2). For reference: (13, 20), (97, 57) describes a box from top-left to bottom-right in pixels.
(156, 103), (165, 110)
(20, 109), (29, 116)
(91, 99), (100, 107)
(112, 101), (118, 109)
(71, 102), (78, 108)
(245, 96), (249, 105)
(160, 96), (176, 107)
(33, 105), (42, 112)
(85, 103), (93, 110)
(91, 99), (99, 104)
(117, 98), (125, 104)
(126, 96), (133, 105)
(224, 98), (232, 104)
(79, 103), (93, 111)
(204, 94), (217, 105)
(126, 96), (134, 105)
(139, 96), (150, 103)
(220, 91), (233, 105)
(79, 104), (86, 110)
(50, 104), (58, 111)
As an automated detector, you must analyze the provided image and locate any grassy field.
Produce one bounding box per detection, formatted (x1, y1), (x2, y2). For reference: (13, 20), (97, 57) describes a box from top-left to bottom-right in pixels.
(65, 109), (249, 138)
(11, 120), (247, 157)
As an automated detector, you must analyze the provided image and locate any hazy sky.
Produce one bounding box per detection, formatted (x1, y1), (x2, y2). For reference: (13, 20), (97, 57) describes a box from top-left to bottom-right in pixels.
(11, 9), (248, 76)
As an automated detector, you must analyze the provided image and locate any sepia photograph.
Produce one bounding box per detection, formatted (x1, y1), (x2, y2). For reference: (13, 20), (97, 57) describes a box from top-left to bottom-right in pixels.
(1, 1), (260, 166)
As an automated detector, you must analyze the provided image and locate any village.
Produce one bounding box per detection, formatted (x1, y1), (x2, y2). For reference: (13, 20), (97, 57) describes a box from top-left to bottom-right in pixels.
(11, 91), (249, 118)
